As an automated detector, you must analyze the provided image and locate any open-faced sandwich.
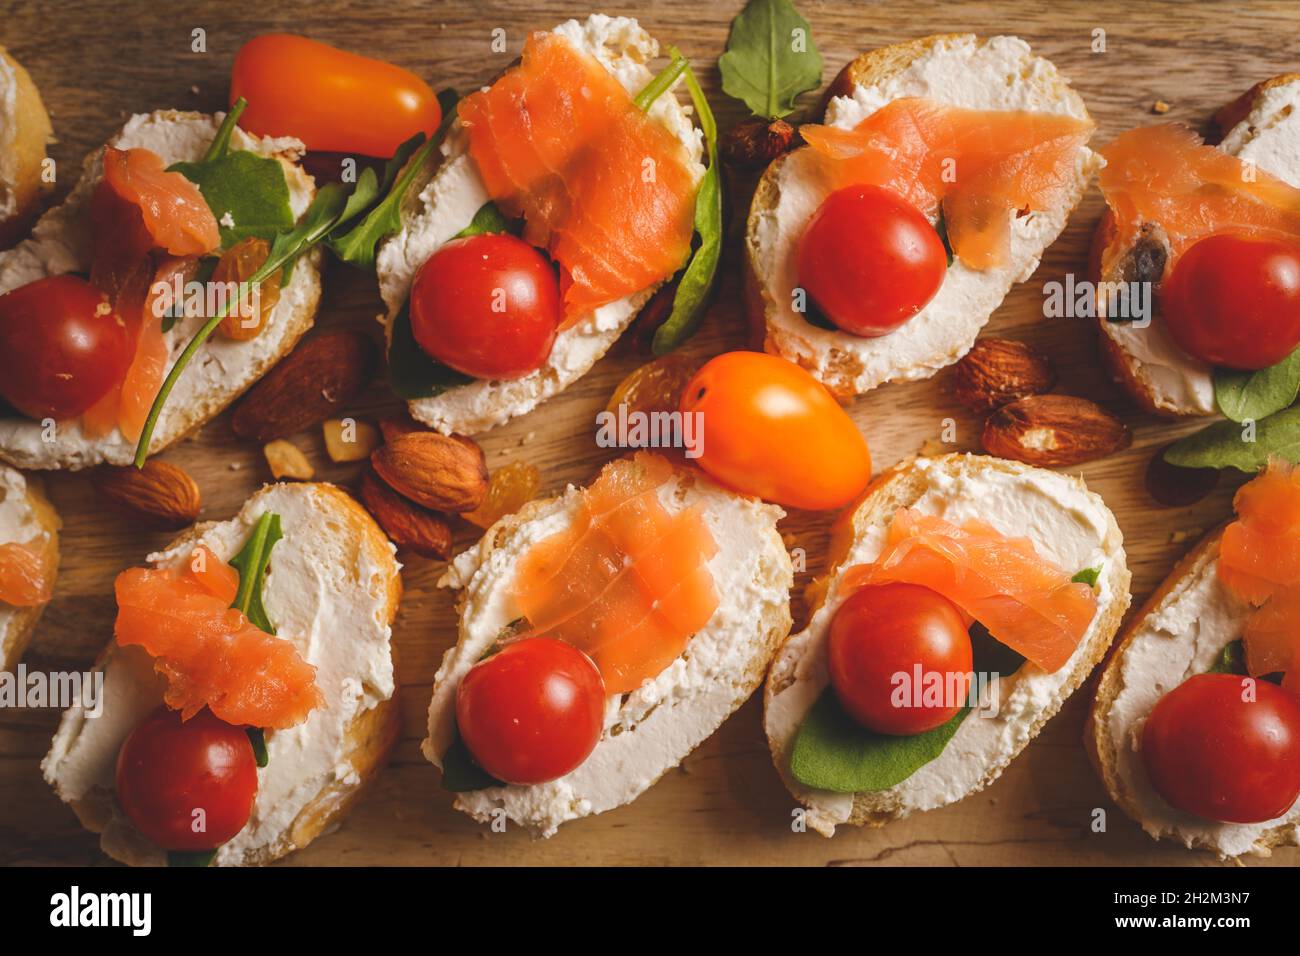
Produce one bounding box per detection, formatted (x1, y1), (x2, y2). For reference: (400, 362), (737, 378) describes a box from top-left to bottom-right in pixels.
(376, 15), (712, 435)
(43, 482), (400, 866)
(0, 106), (322, 470)
(765, 453), (1130, 836)
(0, 465), (59, 673)
(1094, 74), (1300, 418)
(0, 45), (53, 248)
(746, 34), (1099, 399)
(1087, 461), (1300, 858)
(424, 451), (792, 835)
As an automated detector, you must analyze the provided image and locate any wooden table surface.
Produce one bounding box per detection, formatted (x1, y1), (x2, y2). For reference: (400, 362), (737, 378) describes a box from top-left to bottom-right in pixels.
(2, 0), (1297, 867)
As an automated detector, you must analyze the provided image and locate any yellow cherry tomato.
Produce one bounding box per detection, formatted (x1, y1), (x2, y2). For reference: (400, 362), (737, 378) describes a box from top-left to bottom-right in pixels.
(679, 351), (872, 510)
(230, 34), (440, 157)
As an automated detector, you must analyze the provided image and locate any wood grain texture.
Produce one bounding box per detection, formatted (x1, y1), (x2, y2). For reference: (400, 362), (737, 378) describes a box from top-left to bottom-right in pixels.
(2, 0), (1297, 866)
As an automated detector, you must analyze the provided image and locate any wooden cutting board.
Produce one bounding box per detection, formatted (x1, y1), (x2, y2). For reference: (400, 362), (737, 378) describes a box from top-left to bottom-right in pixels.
(2, 0), (1297, 867)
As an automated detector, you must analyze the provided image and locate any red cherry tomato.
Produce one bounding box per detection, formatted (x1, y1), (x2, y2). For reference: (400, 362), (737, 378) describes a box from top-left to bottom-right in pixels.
(1162, 234), (1300, 370)
(456, 637), (605, 785)
(409, 234), (561, 380)
(115, 707), (258, 852)
(1142, 672), (1300, 824)
(827, 583), (973, 735)
(679, 351), (871, 511)
(0, 275), (134, 420)
(230, 34), (441, 158)
(797, 184), (947, 337)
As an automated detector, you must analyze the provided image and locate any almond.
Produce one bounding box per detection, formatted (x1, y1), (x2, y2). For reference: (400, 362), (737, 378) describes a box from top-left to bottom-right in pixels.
(94, 460), (201, 529)
(359, 468), (452, 559)
(230, 330), (379, 442)
(263, 439), (314, 480)
(952, 338), (1056, 412)
(322, 418), (381, 462)
(371, 431), (488, 513)
(377, 415), (423, 444)
(982, 395), (1131, 467)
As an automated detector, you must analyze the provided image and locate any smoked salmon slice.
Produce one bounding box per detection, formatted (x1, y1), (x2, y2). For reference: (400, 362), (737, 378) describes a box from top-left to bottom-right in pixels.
(84, 146), (215, 440)
(114, 544), (322, 729)
(0, 540), (53, 607)
(800, 98), (1093, 270)
(1098, 124), (1300, 278)
(458, 32), (697, 321)
(1218, 460), (1300, 688)
(513, 452), (719, 694)
(842, 509), (1097, 673)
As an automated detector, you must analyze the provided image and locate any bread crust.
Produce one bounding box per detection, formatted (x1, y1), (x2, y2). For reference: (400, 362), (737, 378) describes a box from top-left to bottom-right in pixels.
(1092, 74), (1300, 418)
(765, 453), (1131, 831)
(1084, 525), (1299, 857)
(747, 34), (1095, 398)
(60, 482), (401, 866)
(0, 46), (53, 249)
(0, 470), (60, 672)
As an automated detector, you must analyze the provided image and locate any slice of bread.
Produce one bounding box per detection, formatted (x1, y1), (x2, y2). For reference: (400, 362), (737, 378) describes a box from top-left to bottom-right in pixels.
(1094, 74), (1300, 417)
(764, 453), (1130, 836)
(424, 454), (793, 836)
(0, 46), (54, 248)
(1085, 526), (1300, 857)
(746, 35), (1098, 399)
(0, 466), (59, 673)
(375, 15), (705, 436)
(42, 482), (401, 866)
(0, 110), (323, 470)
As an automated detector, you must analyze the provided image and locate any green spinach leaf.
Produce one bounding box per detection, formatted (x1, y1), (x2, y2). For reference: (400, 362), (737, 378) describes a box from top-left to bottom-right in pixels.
(1207, 639), (1247, 676)
(1164, 405), (1300, 472)
(1214, 347), (1300, 422)
(441, 728), (504, 792)
(326, 89), (460, 271)
(718, 0), (823, 119)
(387, 303), (473, 399)
(171, 149), (295, 247)
(229, 512), (283, 635)
(790, 693), (969, 792)
(651, 55), (723, 355)
(789, 622), (1022, 793)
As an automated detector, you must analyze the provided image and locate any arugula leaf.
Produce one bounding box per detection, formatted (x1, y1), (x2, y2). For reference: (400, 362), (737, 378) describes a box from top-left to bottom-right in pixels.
(326, 89), (460, 271)
(326, 130), (430, 267)
(134, 182), (352, 466)
(1072, 565), (1102, 588)
(245, 727), (269, 768)
(441, 728), (504, 791)
(651, 55), (723, 355)
(1214, 347), (1300, 422)
(719, 0), (823, 119)
(229, 512), (283, 635)
(634, 53), (688, 111)
(1164, 405), (1300, 472)
(1207, 640), (1247, 676)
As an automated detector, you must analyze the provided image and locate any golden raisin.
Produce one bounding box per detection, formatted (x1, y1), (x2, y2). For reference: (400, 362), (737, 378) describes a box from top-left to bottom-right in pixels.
(214, 237), (282, 341)
(606, 354), (700, 417)
(463, 462), (541, 529)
